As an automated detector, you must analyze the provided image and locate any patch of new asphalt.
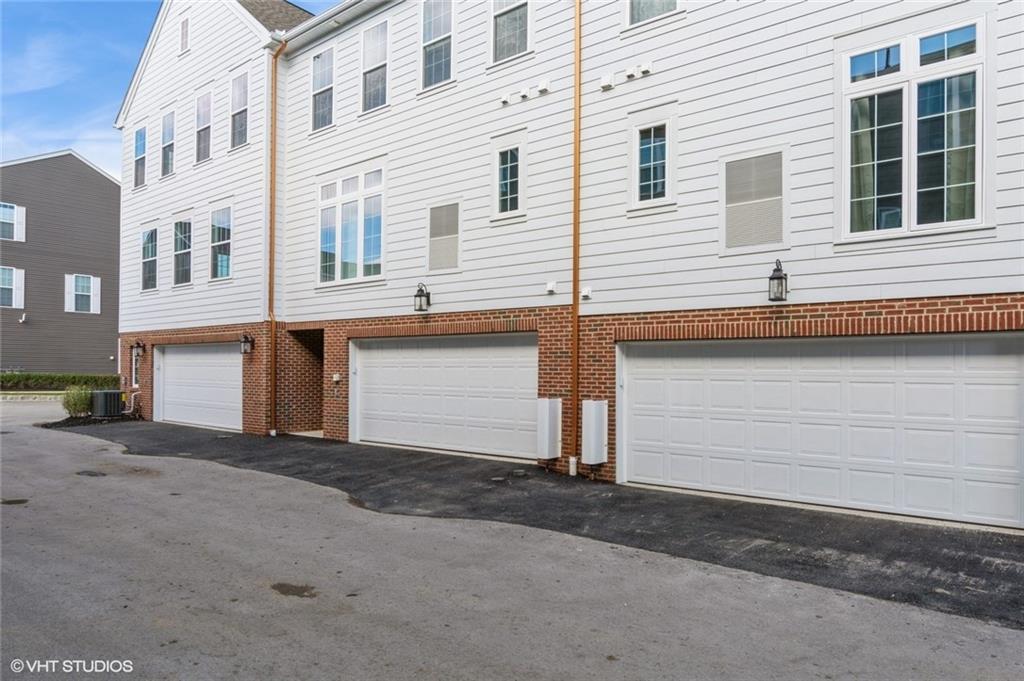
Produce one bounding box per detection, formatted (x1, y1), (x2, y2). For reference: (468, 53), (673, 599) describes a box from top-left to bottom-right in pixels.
(64, 420), (1024, 630)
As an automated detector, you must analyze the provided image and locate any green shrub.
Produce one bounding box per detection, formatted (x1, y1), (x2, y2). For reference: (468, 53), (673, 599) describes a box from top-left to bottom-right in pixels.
(0, 373), (119, 392)
(62, 385), (93, 417)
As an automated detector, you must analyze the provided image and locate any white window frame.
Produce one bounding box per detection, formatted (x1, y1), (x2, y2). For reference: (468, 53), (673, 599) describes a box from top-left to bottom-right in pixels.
(65, 273), (100, 314)
(230, 72), (248, 149)
(491, 127), (527, 221)
(141, 227), (158, 291)
(420, 0), (455, 91)
(0, 266), (23, 309)
(490, 0), (531, 66)
(311, 47), (334, 131)
(360, 20), (389, 113)
(717, 145), (791, 257)
(315, 161), (387, 286)
(161, 110), (175, 177)
(179, 16), (189, 54)
(133, 126), (146, 188)
(626, 102), (677, 211)
(209, 206), (233, 281)
(0, 201), (26, 242)
(834, 11), (993, 244)
(195, 91), (212, 163)
(623, 0), (681, 29)
(426, 199), (462, 273)
(173, 218), (192, 286)
(131, 345), (141, 388)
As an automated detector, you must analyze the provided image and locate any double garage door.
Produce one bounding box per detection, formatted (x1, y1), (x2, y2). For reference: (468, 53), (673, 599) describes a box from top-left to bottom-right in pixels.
(154, 343), (243, 431)
(352, 334), (538, 459)
(622, 335), (1023, 528)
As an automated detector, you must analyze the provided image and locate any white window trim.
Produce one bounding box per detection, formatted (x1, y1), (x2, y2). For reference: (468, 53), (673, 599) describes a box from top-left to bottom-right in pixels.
(489, 0), (532, 67)
(420, 1), (456, 91)
(621, 0), (683, 31)
(173, 218), (193, 287)
(426, 198), (462, 273)
(490, 127), (527, 221)
(229, 72), (249, 149)
(133, 126), (147, 188)
(65, 273), (100, 314)
(209, 205), (233, 281)
(141, 227), (158, 292)
(160, 110), (175, 178)
(0, 202), (26, 242)
(194, 90), (213, 164)
(131, 345), (141, 388)
(626, 102), (677, 212)
(179, 16), (190, 54)
(0, 266), (23, 309)
(717, 145), (791, 257)
(315, 161), (387, 287)
(310, 47), (334, 131)
(833, 11), (994, 245)
(360, 20), (390, 113)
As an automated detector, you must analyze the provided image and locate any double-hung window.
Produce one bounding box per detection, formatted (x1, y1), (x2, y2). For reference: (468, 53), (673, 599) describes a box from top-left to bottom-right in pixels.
(841, 20), (983, 237)
(210, 207), (232, 279)
(173, 220), (192, 285)
(161, 111), (175, 177)
(195, 92), (212, 162)
(422, 0), (452, 89)
(0, 266), (22, 309)
(141, 228), (157, 290)
(65, 274), (100, 314)
(362, 22), (388, 112)
(133, 127), (146, 187)
(492, 128), (527, 219)
(629, 0), (677, 26)
(492, 0), (528, 63)
(311, 48), (333, 130)
(0, 202), (25, 241)
(230, 73), (248, 148)
(318, 167), (385, 283)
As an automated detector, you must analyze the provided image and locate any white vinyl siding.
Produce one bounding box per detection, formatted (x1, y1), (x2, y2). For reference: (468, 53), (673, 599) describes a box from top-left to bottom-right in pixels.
(318, 167), (384, 283)
(65, 274), (100, 314)
(210, 207), (232, 279)
(230, 72), (248, 148)
(492, 0), (528, 63)
(161, 111), (175, 177)
(173, 220), (192, 285)
(0, 266), (23, 309)
(428, 202), (459, 271)
(133, 127), (146, 187)
(422, 0), (453, 89)
(362, 21), (388, 112)
(195, 92), (212, 162)
(141, 228), (158, 290)
(0, 202), (25, 241)
(722, 150), (786, 251)
(311, 48), (333, 130)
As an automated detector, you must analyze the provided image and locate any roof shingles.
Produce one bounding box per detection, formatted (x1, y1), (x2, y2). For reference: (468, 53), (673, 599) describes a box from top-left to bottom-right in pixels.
(236, 0), (313, 32)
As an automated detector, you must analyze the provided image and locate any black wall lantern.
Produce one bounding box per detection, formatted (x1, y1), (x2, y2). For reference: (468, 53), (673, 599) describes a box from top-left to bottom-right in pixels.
(239, 334), (254, 355)
(131, 340), (145, 356)
(414, 283), (431, 312)
(768, 259), (788, 302)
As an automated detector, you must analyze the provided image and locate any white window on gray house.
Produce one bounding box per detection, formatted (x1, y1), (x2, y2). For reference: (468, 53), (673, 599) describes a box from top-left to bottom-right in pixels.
(133, 127), (146, 187)
(230, 73), (248, 148)
(498, 148), (519, 213)
(318, 168), (384, 282)
(179, 16), (189, 53)
(210, 207), (232, 279)
(0, 202), (25, 241)
(629, 0), (676, 25)
(161, 111), (175, 177)
(724, 152), (784, 249)
(637, 124), (667, 202)
(311, 48), (333, 130)
(65, 274), (100, 314)
(428, 203), (459, 271)
(493, 0), (527, 63)
(362, 22), (388, 112)
(422, 0), (452, 89)
(141, 228), (157, 290)
(195, 92), (212, 162)
(173, 220), (192, 285)
(0, 266), (23, 308)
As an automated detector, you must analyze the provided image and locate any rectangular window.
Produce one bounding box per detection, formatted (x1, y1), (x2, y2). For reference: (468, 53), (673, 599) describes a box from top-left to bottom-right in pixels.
(131, 346), (141, 388)
(311, 48), (334, 130)
(850, 89), (904, 231)
(920, 24), (976, 66)
(210, 207), (231, 279)
(230, 73), (248, 148)
(180, 16), (189, 52)
(638, 124), (667, 202)
(173, 220), (192, 285)
(362, 22), (388, 112)
(428, 203), (459, 270)
(0, 266), (13, 307)
(723, 151), (785, 249)
(195, 92), (212, 162)
(74, 275), (91, 312)
(422, 0), (452, 89)
(917, 72), (976, 224)
(161, 111), (175, 177)
(629, 0), (676, 25)
(0, 202), (15, 240)
(318, 168), (385, 283)
(141, 228), (158, 290)
(64, 274), (99, 313)
(851, 45), (900, 82)
(133, 127), (146, 187)
(493, 0), (528, 63)
(498, 148), (519, 213)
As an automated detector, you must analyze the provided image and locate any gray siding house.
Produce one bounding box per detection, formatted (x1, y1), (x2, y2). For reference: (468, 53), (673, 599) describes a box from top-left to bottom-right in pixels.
(0, 150), (120, 373)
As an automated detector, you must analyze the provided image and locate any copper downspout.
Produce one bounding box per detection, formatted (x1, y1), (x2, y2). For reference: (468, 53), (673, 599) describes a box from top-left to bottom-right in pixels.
(569, 0), (582, 460)
(268, 39), (287, 436)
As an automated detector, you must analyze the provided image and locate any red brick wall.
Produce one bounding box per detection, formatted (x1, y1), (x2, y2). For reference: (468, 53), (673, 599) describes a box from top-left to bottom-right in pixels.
(276, 328), (324, 433)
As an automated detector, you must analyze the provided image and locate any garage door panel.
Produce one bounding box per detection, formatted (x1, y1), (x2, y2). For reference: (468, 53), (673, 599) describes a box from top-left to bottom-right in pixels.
(158, 344), (242, 431)
(623, 335), (1023, 528)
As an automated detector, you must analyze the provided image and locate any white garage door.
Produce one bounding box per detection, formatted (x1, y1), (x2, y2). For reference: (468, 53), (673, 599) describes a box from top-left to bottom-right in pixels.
(622, 334), (1023, 528)
(353, 334), (538, 458)
(156, 343), (243, 431)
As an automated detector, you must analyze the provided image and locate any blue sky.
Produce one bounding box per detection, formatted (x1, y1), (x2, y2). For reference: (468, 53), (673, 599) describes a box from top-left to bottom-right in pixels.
(0, 0), (336, 175)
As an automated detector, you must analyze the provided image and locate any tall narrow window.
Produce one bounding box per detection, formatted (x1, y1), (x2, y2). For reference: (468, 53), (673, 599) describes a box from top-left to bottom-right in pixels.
(493, 0), (527, 62)
(428, 203), (459, 270)
(131, 346), (141, 388)
(363, 194), (382, 276)
(72, 275), (95, 312)
(362, 22), (388, 112)
(133, 127), (146, 187)
(629, 0), (676, 25)
(210, 207), (231, 279)
(723, 151), (785, 249)
(637, 124), (667, 201)
(161, 111), (175, 177)
(917, 73), (976, 224)
(195, 92), (212, 162)
(319, 203), (337, 283)
(498, 147), (519, 213)
(173, 220), (192, 285)
(850, 89), (903, 232)
(422, 0), (452, 88)
(311, 48), (333, 130)
(230, 73), (248, 148)
(0, 266), (13, 307)
(141, 228), (157, 290)
(179, 17), (189, 52)
(317, 168), (385, 283)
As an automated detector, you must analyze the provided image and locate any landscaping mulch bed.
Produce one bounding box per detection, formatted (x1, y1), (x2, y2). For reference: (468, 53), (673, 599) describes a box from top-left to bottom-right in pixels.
(40, 415), (140, 429)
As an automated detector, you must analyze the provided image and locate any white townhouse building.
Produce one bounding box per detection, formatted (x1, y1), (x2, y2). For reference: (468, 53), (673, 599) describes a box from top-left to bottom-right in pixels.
(116, 0), (1023, 529)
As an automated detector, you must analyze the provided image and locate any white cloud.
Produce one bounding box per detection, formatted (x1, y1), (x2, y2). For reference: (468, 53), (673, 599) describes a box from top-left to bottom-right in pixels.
(1, 105), (122, 178)
(2, 33), (81, 96)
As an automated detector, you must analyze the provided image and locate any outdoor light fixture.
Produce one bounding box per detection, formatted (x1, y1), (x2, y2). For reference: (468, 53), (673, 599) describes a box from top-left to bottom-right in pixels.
(414, 283), (431, 312)
(131, 340), (145, 356)
(768, 259), (788, 302)
(239, 334), (254, 355)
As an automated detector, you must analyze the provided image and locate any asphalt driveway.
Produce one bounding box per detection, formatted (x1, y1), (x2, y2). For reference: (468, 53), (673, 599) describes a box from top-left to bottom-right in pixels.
(63, 417), (1024, 630)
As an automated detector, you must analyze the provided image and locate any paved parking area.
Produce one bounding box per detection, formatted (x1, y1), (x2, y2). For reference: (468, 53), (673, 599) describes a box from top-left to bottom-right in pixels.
(64, 417), (1024, 630)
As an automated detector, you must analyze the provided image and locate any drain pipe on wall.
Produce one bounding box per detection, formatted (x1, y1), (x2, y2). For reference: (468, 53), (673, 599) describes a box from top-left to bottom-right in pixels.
(268, 36), (287, 437)
(569, 0), (583, 469)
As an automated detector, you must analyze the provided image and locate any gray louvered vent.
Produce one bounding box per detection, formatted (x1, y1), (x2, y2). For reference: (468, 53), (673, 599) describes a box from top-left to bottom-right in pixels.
(725, 152), (784, 248)
(429, 203), (459, 270)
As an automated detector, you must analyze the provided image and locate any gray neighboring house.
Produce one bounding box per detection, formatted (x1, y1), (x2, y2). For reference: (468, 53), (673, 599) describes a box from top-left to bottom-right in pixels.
(0, 150), (120, 374)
